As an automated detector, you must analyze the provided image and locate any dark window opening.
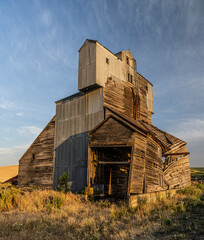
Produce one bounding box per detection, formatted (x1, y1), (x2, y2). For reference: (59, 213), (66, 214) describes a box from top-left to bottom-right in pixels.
(146, 86), (148, 91)
(106, 58), (109, 64)
(128, 74), (133, 83)
(32, 153), (35, 161)
(126, 57), (129, 65)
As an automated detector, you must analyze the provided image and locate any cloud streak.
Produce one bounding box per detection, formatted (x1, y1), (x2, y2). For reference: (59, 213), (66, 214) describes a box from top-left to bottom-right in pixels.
(172, 118), (204, 143)
(0, 144), (30, 166)
(17, 126), (42, 137)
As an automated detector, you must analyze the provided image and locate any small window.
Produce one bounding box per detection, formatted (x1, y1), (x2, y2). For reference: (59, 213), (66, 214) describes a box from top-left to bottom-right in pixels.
(131, 75), (133, 83)
(32, 153), (35, 161)
(146, 86), (148, 91)
(106, 57), (109, 64)
(128, 73), (130, 82)
(126, 57), (129, 65)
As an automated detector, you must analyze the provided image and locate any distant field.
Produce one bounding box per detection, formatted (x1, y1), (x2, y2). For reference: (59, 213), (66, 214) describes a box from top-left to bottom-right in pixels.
(191, 167), (204, 178)
(0, 165), (18, 183)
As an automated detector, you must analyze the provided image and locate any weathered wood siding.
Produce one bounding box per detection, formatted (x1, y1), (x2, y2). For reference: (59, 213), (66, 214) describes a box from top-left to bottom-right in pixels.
(54, 88), (104, 191)
(103, 79), (137, 119)
(103, 75), (153, 124)
(164, 145), (191, 189)
(18, 116), (55, 188)
(89, 116), (134, 146)
(129, 132), (147, 194)
(129, 134), (164, 194)
(137, 73), (153, 124)
(145, 137), (164, 192)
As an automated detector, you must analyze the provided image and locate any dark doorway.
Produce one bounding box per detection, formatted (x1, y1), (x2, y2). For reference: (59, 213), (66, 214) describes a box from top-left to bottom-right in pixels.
(93, 147), (131, 198)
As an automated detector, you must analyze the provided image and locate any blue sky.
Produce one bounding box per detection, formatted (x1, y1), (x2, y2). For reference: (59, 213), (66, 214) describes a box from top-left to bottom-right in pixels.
(0, 0), (203, 167)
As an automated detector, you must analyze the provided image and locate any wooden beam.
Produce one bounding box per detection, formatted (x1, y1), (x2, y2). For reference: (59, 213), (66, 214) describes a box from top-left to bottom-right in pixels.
(99, 161), (130, 165)
(164, 152), (190, 156)
(90, 143), (133, 148)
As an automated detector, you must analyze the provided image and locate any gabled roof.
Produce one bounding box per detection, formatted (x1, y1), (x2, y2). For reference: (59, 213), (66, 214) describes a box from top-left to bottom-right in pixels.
(89, 113), (147, 137)
(78, 39), (132, 62)
(92, 107), (186, 151)
(104, 107), (148, 134)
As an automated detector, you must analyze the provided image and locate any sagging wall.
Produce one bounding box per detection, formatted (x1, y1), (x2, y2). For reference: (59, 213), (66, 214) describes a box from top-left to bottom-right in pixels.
(129, 133), (164, 194)
(145, 137), (164, 192)
(129, 132), (146, 194)
(18, 116), (55, 188)
(54, 88), (104, 191)
(164, 144), (191, 189)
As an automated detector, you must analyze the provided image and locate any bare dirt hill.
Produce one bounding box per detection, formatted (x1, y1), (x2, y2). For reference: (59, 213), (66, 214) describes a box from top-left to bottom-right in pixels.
(0, 165), (18, 183)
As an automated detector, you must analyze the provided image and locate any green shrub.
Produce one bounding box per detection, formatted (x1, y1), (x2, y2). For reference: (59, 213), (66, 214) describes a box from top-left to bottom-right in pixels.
(45, 195), (65, 209)
(0, 184), (23, 211)
(57, 171), (70, 193)
(184, 195), (201, 212)
(177, 185), (202, 197)
(164, 216), (172, 226)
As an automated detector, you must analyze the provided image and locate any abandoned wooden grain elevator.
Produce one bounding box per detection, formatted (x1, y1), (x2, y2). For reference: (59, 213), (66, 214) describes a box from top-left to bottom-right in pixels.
(18, 39), (191, 197)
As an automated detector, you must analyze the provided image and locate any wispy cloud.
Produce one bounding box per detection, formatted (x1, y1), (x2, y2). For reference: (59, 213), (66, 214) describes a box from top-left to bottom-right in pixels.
(2, 137), (10, 141)
(0, 144), (30, 166)
(172, 118), (204, 143)
(0, 99), (13, 110)
(16, 112), (23, 116)
(17, 126), (42, 137)
(41, 10), (52, 27)
(0, 144), (29, 155)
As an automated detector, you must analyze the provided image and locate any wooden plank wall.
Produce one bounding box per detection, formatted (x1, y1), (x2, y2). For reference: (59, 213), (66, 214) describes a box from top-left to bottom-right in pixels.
(137, 73), (153, 124)
(129, 133), (164, 194)
(103, 79), (134, 119)
(18, 116), (55, 188)
(129, 132), (147, 194)
(89, 117), (134, 145)
(145, 137), (164, 192)
(103, 76), (153, 124)
(164, 145), (191, 189)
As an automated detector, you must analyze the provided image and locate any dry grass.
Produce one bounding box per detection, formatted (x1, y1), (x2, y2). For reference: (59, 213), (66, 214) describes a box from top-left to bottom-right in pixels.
(0, 165), (18, 183)
(0, 183), (203, 240)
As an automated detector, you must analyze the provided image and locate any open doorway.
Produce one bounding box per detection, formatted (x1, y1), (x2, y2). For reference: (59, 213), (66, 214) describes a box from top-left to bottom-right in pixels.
(93, 147), (131, 198)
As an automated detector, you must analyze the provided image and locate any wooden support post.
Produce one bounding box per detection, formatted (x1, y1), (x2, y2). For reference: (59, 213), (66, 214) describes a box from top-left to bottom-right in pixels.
(108, 168), (112, 195)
